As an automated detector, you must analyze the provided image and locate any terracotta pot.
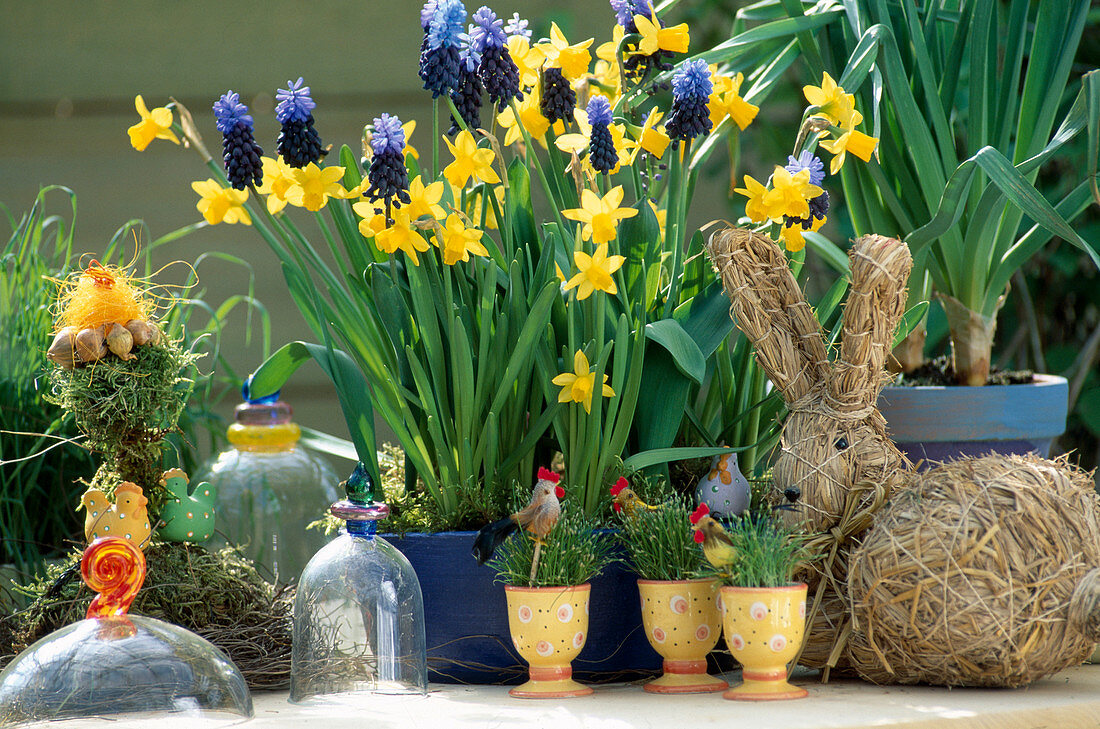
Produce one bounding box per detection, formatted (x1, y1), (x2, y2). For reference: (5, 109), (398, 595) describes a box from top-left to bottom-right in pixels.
(637, 578), (726, 694)
(504, 584), (593, 698)
(720, 583), (808, 701)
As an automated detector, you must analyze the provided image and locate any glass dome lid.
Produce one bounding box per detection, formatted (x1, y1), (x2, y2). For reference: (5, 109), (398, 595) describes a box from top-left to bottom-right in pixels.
(0, 538), (252, 726)
(291, 462), (427, 702)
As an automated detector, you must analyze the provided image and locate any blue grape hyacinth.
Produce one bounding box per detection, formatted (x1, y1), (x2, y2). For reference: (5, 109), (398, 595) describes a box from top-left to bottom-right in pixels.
(449, 40), (483, 135)
(665, 60), (713, 142)
(587, 96), (616, 174)
(366, 114), (411, 212)
(470, 6), (521, 111)
(275, 78), (326, 168)
(784, 151), (829, 229)
(540, 66), (575, 124)
(420, 0), (466, 98)
(214, 91), (263, 190)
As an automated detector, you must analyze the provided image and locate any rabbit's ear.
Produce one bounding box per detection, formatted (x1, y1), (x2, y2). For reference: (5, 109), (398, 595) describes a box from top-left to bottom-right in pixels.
(828, 234), (913, 412)
(707, 227), (829, 404)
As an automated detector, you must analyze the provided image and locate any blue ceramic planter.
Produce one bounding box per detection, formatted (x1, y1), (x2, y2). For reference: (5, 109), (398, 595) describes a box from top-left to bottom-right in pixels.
(384, 531), (661, 684)
(877, 374), (1068, 466)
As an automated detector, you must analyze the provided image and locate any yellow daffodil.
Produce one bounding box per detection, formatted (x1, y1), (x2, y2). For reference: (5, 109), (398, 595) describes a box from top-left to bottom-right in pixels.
(627, 108), (670, 162)
(592, 26), (625, 105)
(564, 242), (625, 299)
(444, 130), (501, 189)
(562, 186), (638, 245)
(708, 70), (758, 131)
(818, 128), (879, 174)
(191, 179), (251, 225)
(355, 206), (387, 238)
(432, 212), (489, 265)
(128, 95), (179, 151)
(555, 262), (567, 283)
(374, 208), (429, 265)
(507, 35), (545, 91)
(631, 13), (689, 57)
(779, 215), (826, 253)
(254, 157), (297, 214)
(538, 23), (594, 82)
(405, 175), (446, 221)
(552, 349), (615, 413)
(768, 167), (823, 220)
(733, 174), (776, 224)
(284, 163), (348, 211)
(803, 72), (862, 129)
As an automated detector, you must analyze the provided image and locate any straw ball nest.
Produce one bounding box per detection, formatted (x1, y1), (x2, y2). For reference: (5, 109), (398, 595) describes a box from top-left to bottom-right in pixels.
(847, 454), (1100, 687)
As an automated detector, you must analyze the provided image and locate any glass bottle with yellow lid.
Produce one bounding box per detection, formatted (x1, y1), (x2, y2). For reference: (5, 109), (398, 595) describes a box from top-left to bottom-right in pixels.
(197, 389), (339, 584)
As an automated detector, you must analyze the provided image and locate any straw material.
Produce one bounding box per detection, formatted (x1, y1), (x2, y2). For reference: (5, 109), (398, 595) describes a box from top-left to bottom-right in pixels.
(847, 454), (1100, 687)
(706, 229), (912, 670)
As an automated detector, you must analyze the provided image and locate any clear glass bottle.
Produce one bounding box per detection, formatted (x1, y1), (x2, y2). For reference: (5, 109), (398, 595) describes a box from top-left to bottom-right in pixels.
(197, 394), (339, 584)
(291, 463), (427, 702)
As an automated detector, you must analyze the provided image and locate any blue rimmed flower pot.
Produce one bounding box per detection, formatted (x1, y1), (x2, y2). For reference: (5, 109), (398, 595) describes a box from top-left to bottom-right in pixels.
(877, 374), (1068, 465)
(384, 531), (660, 684)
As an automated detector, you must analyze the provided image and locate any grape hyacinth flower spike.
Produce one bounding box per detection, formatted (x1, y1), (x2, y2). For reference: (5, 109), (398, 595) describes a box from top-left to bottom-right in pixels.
(449, 34), (483, 135)
(275, 77), (326, 168)
(470, 6), (521, 112)
(365, 114), (412, 220)
(587, 96), (616, 174)
(214, 91), (264, 190)
(503, 12), (530, 40)
(665, 59), (712, 143)
(420, 0), (466, 98)
(540, 66), (575, 124)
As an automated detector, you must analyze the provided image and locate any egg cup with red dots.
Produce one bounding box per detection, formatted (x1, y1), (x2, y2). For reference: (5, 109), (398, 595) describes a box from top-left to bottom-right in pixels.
(720, 583), (809, 700)
(637, 579), (726, 693)
(504, 584), (593, 698)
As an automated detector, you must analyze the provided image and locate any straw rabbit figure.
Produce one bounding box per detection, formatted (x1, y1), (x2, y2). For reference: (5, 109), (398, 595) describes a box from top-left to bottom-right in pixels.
(706, 228), (1100, 687)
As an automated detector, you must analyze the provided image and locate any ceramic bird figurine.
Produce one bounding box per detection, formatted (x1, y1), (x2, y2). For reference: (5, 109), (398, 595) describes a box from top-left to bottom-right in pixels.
(80, 481), (152, 549)
(610, 477), (659, 518)
(157, 468), (217, 542)
(690, 503), (738, 571)
(694, 453), (751, 518)
(472, 467), (564, 565)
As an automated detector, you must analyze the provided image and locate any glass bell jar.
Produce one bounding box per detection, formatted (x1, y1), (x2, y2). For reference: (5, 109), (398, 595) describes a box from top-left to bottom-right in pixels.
(291, 462), (427, 702)
(0, 538), (252, 727)
(197, 386), (339, 584)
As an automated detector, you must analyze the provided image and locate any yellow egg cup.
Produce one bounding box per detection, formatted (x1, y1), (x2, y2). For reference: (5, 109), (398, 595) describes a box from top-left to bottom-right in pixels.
(637, 579), (726, 693)
(720, 583), (808, 701)
(505, 584), (593, 698)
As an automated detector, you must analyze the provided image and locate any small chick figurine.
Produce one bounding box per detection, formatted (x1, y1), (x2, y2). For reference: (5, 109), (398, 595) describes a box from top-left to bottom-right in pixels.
(80, 481), (152, 549)
(157, 468), (217, 542)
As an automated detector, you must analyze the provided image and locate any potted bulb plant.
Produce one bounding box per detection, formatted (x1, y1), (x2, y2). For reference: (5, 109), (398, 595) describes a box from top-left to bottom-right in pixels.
(763, 0), (1098, 461)
(484, 482), (614, 699)
(611, 478), (726, 694)
(691, 505), (811, 701)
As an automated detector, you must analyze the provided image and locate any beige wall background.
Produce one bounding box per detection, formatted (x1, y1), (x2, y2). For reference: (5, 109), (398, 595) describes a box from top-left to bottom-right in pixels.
(1, 1), (648, 463)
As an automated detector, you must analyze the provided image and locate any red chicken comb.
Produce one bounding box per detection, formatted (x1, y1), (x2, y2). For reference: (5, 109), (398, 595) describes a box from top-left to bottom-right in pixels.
(609, 477), (628, 496)
(537, 467), (560, 484)
(689, 503), (710, 525)
(555, 485), (565, 499)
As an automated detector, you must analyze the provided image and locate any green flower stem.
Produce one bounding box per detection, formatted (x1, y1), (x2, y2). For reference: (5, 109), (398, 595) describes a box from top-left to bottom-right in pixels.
(740, 356), (767, 474)
(543, 127), (576, 210)
(444, 96), (469, 135)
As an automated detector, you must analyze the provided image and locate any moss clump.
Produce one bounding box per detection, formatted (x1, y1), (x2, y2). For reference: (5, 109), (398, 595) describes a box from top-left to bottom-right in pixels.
(45, 337), (201, 517)
(1, 542), (292, 690)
